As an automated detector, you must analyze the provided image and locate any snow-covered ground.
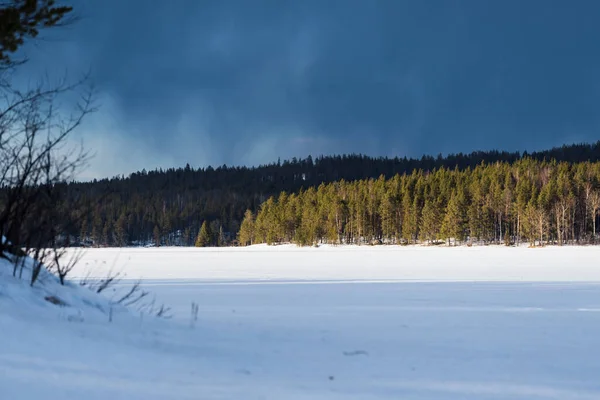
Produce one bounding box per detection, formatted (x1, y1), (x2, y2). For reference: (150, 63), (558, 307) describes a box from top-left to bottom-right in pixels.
(2, 245), (600, 399)
(69, 244), (600, 282)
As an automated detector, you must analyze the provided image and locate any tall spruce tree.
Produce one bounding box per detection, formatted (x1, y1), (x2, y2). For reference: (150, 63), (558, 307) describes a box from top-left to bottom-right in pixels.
(238, 210), (255, 246)
(195, 221), (212, 247)
(441, 190), (467, 245)
(420, 197), (441, 244)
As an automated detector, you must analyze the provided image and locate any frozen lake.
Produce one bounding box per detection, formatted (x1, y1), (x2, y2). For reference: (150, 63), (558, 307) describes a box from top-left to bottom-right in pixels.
(136, 278), (600, 399)
(2, 245), (600, 399)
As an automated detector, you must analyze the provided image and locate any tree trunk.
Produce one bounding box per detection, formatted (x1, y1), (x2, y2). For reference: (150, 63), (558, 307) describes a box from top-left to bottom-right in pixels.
(593, 209), (597, 244)
(556, 211), (562, 246)
(517, 214), (521, 246)
(499, 212), (503, 244)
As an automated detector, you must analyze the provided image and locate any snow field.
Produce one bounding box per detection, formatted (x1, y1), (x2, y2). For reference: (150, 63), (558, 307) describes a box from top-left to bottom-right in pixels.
(1, 245), (600, 399)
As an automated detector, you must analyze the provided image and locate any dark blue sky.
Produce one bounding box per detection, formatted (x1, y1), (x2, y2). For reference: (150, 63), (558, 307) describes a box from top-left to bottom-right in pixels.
(19, 0), (600, 178)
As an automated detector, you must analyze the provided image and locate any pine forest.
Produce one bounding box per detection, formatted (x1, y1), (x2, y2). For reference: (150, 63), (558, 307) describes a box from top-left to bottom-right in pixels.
(240, 159), (600, 247)
(36, 141), (600, 248)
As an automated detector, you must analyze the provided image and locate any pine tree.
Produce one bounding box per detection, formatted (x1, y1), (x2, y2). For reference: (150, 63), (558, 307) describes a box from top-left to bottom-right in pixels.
(195, 221), (212, 247)
(153, 225), (161, 247)
(218, 225), (225, 247)
(80, 217), (88, 244)
(102, 221), (112, 247)
(283, 193), (299, 242)
(209, 220), (221, 246)
(114, 212), (128, 247)
(441, 190), (467, 245)
(379, 188), (395, 243)
(0, 1), (74, 67)
(183, 227), (191, 246)
(238, 210), (255, 246)
(588, 190), (600, 242)
(420, 197), (440, 244)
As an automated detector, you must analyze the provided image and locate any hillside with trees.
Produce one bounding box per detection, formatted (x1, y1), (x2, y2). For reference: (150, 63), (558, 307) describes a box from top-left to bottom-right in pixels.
(43, 141), (600, 247)
(240, 159), (600, 247)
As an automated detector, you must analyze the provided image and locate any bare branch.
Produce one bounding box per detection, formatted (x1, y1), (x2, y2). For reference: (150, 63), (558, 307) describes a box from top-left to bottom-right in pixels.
(114, 279), (149, 307)
(47, 246), (84, 285)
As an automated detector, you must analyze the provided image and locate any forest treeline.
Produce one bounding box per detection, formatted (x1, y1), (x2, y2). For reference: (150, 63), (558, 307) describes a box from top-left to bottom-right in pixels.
(40, 141), (600, 247)
(238, 159), (600, 247)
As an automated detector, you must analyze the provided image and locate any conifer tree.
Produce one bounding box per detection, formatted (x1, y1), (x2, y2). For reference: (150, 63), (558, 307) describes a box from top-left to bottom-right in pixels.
(0, 1), (74, 66)
(238, 210), (255, 246)
(80, 218), (88, 244)
(218, 225), (225, 246)
(379, 189), (395, 243)
(209, 220), (221, 246)
(195, 221), (212, 247)
(102, 221), (112, 247)
(183, 227), (192, 246)
(115, 212), (128, 247)
(441, 190), (467, 245)
(153, 225), (161, 247)
(420, 197), (441, 244)
(588, 191), (600, 242)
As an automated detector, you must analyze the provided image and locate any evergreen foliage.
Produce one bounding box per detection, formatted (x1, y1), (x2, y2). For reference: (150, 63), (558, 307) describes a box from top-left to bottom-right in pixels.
(238, 210), (255, 246)
(195, 221), (212, 247)
(27, 141), (600, 247)
(0, 0), (73, 66)
(244, 160), (600, 247)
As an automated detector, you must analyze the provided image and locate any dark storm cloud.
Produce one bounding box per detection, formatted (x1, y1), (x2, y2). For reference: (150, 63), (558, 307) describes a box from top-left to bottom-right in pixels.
(21, 0), (600, 177)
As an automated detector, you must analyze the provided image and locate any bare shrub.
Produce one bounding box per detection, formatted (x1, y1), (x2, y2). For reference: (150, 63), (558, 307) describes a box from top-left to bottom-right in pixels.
(80, 266), (172, 319)
(47, 246), (84, 285)
(0, 2), (94, 286)
(114, 279), (149, 307)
